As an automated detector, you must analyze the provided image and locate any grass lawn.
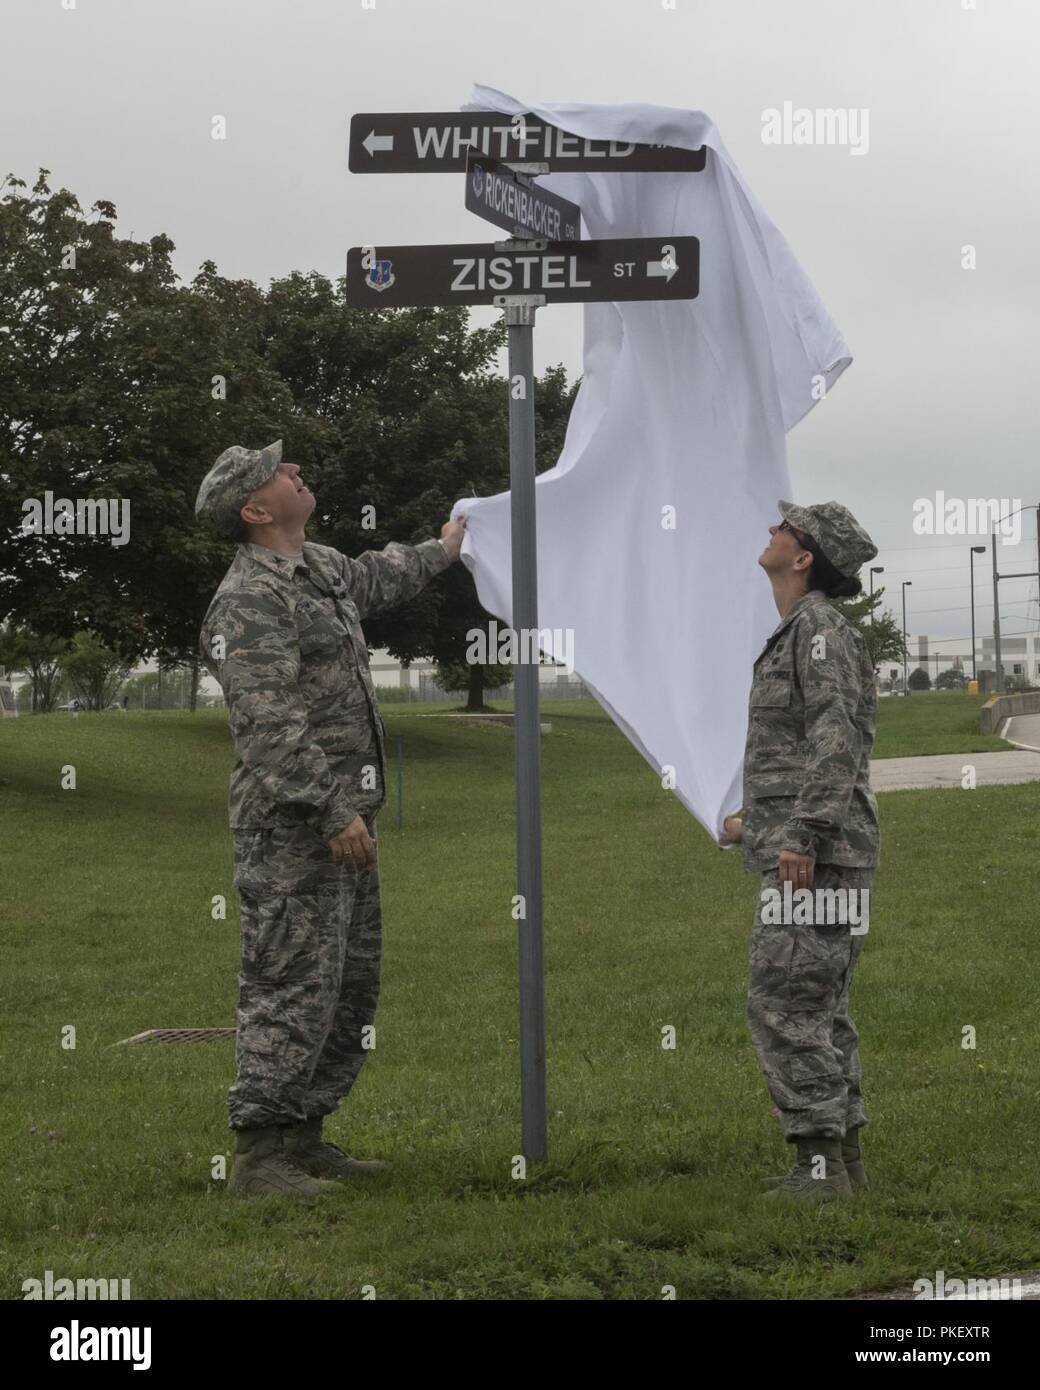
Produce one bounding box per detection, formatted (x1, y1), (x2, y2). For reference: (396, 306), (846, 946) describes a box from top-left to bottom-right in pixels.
(872, 690), (1011, 759)
(2, 698), (1038, 1300)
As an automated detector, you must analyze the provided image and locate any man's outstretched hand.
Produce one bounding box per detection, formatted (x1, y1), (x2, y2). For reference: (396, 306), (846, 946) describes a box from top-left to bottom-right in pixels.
(439, 515), (468, 562)
(328, 816), (377, 872)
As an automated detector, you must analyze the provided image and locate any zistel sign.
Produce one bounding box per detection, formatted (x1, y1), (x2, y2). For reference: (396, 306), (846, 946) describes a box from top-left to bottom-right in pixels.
(345, 237), (700, 308)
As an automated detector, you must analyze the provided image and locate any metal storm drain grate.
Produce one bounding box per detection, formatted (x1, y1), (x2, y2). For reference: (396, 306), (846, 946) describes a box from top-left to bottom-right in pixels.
(115, 1028), (237, 1045)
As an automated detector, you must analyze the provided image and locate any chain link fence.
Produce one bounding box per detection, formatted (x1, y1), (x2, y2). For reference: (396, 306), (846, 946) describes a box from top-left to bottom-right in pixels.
(376, 670), (589, 704)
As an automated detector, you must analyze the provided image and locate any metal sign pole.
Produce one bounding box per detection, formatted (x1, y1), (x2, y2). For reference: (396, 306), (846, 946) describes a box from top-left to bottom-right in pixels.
(501, 271), (548, 1163)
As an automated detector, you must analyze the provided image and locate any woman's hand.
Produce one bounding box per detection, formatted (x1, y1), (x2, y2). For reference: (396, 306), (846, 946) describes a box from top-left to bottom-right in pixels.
(778, 849), (815, 888)
(719, 814), (743, 846)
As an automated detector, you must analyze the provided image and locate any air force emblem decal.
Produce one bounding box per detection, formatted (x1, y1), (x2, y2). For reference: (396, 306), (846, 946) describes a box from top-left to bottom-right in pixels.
(365, 258), (395, 293)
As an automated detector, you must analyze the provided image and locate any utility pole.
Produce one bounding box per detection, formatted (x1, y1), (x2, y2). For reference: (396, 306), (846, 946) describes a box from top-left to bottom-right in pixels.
(969, 545), (986, 681)
(990, 505), (1040, 695)
(901, 580), (912, 696)
(992, 528), (1004, 693)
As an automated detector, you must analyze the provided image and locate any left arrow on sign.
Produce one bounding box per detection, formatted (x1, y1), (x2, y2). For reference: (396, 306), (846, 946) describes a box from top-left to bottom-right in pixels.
(362, 131), (394, 157)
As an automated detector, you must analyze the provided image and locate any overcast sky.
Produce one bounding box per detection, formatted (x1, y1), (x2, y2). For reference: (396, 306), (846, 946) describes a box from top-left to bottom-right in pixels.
(4, 0), (1038, 648)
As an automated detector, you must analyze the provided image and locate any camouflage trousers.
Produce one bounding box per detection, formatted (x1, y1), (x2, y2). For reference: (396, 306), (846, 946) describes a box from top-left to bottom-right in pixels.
(227, 815), (381, 1131)
(746, 864), (874, 1141)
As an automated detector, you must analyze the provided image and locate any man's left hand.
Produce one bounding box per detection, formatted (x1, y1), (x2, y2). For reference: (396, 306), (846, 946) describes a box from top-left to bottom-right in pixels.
(439, 515), (468, 561)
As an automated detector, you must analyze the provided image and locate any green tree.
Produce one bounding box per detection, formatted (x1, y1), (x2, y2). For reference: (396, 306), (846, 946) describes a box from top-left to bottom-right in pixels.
(432, 656), (515, 711)
(908, 666), (932, 691)
(61, 631), (132, 711)
(830, 588), (906, 669)
(0, 622), (70, 712)
(0, 171), (175, 649)
(0, 173), (321, 697)
(936, 667), (967, 689)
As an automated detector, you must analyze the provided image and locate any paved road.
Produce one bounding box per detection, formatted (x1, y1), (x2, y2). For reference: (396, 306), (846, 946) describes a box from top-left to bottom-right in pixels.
(871, 748), (1040, 792)
(1005, 710), (1040, 751)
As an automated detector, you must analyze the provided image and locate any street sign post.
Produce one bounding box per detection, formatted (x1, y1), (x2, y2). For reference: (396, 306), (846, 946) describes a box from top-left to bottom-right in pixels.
(501, 281), (547, 1163)
(465, 150), (581, 242)
(348, 111), (702, 1163)
(349, 111), (706, 174)
(345, 236), (699, 308)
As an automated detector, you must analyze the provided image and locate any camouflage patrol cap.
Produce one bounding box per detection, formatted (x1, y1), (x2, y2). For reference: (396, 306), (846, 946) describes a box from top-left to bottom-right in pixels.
(778, 499), (878, 577)
(194, 440), (283, 535)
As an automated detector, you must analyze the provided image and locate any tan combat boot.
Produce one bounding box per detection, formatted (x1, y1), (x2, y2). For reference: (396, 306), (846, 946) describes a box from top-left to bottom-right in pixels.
(285, 1117), (390, 1179)
(229, 1124), (325, 1198)
(841, 1126), (868, 1189)
(763, 1126), (868, 1192)
(762, 1137), (852, 1203)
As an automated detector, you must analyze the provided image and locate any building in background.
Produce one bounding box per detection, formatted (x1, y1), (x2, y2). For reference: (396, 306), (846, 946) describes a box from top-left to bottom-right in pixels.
(896, 633), (1040, 689)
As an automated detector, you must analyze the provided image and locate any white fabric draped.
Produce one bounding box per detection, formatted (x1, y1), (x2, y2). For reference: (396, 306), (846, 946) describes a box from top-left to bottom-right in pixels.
(452, 84), (851, 840)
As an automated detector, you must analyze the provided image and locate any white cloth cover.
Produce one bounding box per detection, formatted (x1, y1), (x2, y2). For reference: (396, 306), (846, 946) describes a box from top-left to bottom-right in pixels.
(451, 84), (851, 841)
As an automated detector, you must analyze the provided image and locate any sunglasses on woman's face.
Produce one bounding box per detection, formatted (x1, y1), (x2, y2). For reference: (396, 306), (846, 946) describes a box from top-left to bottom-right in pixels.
(778, 518), (811, 548)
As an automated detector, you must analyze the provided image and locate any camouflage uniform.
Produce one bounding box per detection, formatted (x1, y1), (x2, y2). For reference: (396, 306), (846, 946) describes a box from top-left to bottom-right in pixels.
(196, 444), (451, 1130)
(741, 501), (880, 1141)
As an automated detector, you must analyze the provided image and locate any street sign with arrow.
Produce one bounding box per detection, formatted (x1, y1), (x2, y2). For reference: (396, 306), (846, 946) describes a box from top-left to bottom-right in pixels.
(345, 236), (699, 308)
(349, 111), (706, 173)
(465, 151), (582, 242)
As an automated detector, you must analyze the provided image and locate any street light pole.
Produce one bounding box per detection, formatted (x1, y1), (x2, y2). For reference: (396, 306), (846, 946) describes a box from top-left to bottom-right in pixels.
(901, 580), (913, 696)
(969, 545), (985, 682)
(869, 566), (884, 626)
(991, 531), (1003, 695)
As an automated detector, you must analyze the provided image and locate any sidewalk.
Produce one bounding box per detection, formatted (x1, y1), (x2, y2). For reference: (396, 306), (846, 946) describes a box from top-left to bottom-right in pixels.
(871, 747), (1040, 792)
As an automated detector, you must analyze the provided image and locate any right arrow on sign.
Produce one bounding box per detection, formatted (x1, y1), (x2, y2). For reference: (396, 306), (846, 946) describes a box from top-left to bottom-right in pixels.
(647, 247), (680, 281)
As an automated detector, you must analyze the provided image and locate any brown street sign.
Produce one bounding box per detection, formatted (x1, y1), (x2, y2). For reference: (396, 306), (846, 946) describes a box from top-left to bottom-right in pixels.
(349, 111), (706, 174)
(345, 237), (699, 308)
(465, 151), (582, 242)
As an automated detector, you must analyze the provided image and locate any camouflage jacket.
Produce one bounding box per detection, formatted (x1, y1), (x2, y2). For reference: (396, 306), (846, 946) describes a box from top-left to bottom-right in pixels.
(200, 538), (451, 838)
(741, 589), (880, 871)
